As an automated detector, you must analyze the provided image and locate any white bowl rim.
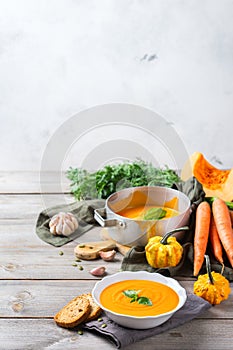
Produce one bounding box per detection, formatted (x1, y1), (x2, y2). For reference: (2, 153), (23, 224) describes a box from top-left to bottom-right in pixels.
(92, 271), (187, 320)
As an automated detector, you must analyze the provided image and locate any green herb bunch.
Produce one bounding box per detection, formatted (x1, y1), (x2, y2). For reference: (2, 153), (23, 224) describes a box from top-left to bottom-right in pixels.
(67, 159), (180, 200)
(123, 289), (153, 306)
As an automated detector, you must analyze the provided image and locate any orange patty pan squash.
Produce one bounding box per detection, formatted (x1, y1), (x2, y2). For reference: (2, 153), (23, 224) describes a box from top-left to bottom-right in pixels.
(145, 230), (184, 269)
(194, 255), (231, 305)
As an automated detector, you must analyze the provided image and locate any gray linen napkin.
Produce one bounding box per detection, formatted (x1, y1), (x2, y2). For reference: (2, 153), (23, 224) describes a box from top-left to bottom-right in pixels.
(83, 294), (211, 348)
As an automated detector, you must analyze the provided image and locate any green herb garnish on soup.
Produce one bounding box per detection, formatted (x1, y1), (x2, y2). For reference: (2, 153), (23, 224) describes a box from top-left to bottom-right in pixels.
(123, 289), (153, 306)
(143, 207), (167, 220)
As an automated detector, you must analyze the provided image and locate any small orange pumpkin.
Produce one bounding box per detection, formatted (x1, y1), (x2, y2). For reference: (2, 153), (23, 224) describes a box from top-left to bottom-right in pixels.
(145, 227), (189, 268)
(193, 255), (231, 305)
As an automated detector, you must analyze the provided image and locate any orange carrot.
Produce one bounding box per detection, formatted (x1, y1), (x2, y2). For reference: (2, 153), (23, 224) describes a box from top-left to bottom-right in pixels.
(193, 201), (211, 276)
(209, 215), (224, 265)
(212, 198), (233, 268)
(229, 210), (233, 227)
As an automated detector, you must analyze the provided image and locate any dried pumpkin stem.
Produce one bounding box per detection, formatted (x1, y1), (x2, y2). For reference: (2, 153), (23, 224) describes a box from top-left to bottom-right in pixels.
(205, 254), (214, 285)
(160, 226), (189, 245)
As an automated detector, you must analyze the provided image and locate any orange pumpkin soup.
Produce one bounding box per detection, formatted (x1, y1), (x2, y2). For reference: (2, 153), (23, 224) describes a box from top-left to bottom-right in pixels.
(117, 205), (179, 221)
(100, 279), (179, 317)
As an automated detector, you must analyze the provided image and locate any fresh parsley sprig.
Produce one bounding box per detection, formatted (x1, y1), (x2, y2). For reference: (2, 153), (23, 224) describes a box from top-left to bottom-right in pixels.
(67, 160), (180, 200)
(123, 289), (153, 306)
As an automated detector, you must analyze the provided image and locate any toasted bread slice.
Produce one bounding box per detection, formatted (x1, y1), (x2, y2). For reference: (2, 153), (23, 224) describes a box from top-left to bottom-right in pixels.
(83, 293), (102, 322)
(54, 295), (91, 328)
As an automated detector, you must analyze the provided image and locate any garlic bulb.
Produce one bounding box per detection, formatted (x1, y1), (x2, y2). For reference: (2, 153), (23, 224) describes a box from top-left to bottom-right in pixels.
(49, 212), (78, 237)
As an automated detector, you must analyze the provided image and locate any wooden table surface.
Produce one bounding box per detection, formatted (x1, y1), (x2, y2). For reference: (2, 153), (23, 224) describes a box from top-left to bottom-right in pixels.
(1, 172), (233, 350)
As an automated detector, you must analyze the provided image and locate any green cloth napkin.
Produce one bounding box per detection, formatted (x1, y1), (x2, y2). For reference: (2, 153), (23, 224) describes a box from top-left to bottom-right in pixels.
(36, 199), (105, 247)
(121, 177), (233, 281)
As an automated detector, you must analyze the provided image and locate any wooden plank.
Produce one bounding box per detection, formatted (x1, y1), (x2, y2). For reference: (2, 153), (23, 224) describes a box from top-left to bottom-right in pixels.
(0, 224), (102, 247)
(0, 280), (97, 318)
(0, 223), (124, 279)
(0, 194), (74, 221)
(0, 280), (232, 319)
(0, 219), (102, 245)
(0, 223), (51, 245)
(0, 318), (113, 350)
(0, 171), (70, 194)
(0, 318), (233, 350)
(0, 247), (123, 280)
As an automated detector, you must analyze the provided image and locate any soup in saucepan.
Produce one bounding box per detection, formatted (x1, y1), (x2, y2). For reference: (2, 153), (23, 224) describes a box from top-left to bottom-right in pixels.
(100, 279), (179, 317)
(117, 196), (179, 221)
(117, 205), (179, 221)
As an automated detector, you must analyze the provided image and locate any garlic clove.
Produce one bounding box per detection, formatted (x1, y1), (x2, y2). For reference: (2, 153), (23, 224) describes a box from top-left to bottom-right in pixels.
(56, 221), (63, 235)
(62, 222), (72, 236)
(49, 224), (57, 235)
(49, 215), (59, 233)
(99, 250), (116, 261)
(64, 218), (75, 231)
(51, 214), (59, 224)
(90, 266), (106, 277)
(68, 213), (78, 230)
(73, 219), (79, 230)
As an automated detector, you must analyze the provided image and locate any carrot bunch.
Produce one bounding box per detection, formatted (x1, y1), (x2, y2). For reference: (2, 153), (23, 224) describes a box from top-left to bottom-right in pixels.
(193, 198), (233, 276)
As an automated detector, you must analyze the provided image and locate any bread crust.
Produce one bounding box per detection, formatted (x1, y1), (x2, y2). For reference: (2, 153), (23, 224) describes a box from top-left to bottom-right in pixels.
(54, 295), (91, 328)
(83, 293), (102, 322)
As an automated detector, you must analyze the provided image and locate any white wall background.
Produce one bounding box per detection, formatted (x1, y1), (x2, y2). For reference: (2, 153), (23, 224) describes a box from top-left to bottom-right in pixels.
(1, 0), (233, 171)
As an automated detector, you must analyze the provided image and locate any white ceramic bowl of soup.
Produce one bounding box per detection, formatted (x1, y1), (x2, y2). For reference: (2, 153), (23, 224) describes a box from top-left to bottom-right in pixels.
(92, 271), (187, 329)
(94, 186), (191, 246)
